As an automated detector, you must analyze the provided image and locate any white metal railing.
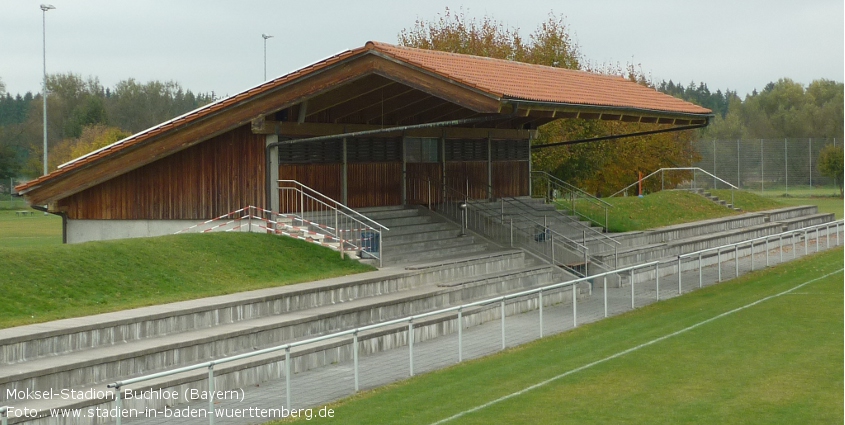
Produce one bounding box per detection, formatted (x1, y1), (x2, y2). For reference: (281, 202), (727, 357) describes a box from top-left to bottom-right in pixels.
(531, 171), (613, 230)
(8, 221), (834, 424)
(277, 180), (389, 267)
(94, 219), (841, 424)
(609, 167), (739, 206)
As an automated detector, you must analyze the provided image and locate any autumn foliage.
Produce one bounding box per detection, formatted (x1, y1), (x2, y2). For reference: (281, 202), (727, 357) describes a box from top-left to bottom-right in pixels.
(399, 8), (700, 195)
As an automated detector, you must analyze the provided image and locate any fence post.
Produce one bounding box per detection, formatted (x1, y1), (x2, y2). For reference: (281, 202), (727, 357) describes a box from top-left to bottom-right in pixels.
(551, 232), (555, 265)
(457, 307), (463, 363)
(698, 252), (703, 288)
(655, 262), (660, 301)
(208, 364), (215, 425)
(115, 386), (123, 425)
(785, 138), (788, 195)
(353, 331), (359, 391)
(779, 236), (783, 264)
(677, 256), (682, 295)
(760, 139), (764, 193)
(572, 283), (578, 328)
(510, 218), (513, 248)
(816, 228), (820, 252)
(804, 229), (808, 255)
(603, 276), (608, 318)
(501, 299), (506, 350)
(630, 269), (636, 309)
(765, 238), (769, 267)
(717, 248), (722, 282)
(285, 347), (291, 408)
(792, 233), (796, 258)
(809, 138), (813, 187)
(539, 290), (544, 338)
(750, 241), (755, 271)
(735, 245), (739, 278)
(408, 320), (414, 376)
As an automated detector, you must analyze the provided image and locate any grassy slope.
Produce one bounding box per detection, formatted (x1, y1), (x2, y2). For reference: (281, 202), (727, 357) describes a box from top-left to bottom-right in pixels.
(0, 233), (374, 328)
(570, 190), (840, 232)
(319, 248), (843, 425)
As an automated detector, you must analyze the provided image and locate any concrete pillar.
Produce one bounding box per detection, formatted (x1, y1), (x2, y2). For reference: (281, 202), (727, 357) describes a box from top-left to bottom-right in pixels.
(265, 134), (279, 212)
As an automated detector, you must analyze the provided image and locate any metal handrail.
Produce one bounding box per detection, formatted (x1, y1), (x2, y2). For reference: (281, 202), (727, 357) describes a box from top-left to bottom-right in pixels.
(102, 219), (841, 423)
(504, 196), (621, 247)
(609, 167), (739, 198)
(278, 180), (388, 231)
(532, 171), (613, 207)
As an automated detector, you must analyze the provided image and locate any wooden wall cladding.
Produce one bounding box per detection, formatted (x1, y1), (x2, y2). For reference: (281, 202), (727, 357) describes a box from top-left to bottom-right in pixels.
(445, 161), (488, 199)
(62, 125), (266, 220)
(406, 162), (442, 205)
(346, 162), (401, 208)
(492, 161), (529, 198)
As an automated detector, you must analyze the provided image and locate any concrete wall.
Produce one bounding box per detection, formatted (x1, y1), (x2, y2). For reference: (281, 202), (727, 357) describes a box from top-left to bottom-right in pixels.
(65, 219), (244, 244)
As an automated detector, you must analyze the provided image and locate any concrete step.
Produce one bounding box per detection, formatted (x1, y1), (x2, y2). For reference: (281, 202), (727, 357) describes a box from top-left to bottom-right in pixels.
(384, 239), (489, 265)
(6, 262), (579, 424)
(383, 221), (457, 236)
(0, 263), (559, 397)
(382, 228), (461, 246)
(759, 205), (819, 222)
(373, 214), (434, 228)
(775, 213), (835, 231)
(0, 250), (527, 366)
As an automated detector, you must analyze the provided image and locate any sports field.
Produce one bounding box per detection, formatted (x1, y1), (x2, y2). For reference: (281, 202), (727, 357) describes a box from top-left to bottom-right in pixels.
(321, 248), (843, 424)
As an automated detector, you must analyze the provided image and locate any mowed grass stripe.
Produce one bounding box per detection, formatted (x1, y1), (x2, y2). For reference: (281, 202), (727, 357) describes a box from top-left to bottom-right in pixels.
(321, 249), (843, 425)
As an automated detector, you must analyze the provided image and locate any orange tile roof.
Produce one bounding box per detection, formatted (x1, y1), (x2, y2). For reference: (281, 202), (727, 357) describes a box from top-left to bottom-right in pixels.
(367, 41), (711, 115)
(17, 41), (710, 196)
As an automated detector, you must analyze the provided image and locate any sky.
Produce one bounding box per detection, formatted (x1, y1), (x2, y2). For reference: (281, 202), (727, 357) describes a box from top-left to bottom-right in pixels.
(1, 0), (843, 100)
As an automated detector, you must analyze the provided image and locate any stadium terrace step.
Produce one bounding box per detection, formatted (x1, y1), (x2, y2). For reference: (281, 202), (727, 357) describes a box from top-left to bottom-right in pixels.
(758, 205), (819, 222)
(1, 250), (577, 425)
(774, 213), (835, 231)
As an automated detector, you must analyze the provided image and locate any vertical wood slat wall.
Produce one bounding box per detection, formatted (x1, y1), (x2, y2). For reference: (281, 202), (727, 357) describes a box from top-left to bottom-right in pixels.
(62, 125), (266, 219)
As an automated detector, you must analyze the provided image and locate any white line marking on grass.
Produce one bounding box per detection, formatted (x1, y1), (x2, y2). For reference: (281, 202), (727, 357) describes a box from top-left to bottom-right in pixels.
(429, 268), (844, 425)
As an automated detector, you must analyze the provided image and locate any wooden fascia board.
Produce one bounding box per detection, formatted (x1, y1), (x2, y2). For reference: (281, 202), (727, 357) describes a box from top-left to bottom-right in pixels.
(25, 55), (381, 206)
(264, 121), (530, 140)
(368, 53), (502, 114)
(505, 100), (713, 124)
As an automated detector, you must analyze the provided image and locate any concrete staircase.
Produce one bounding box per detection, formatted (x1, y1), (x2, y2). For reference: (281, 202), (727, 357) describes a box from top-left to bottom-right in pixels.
(359, 206), (489, 266)
(691, 188), (741, 211)
(0, 248), (579, 425)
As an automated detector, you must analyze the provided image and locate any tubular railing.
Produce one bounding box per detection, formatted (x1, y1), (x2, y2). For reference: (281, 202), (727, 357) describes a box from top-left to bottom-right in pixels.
(609, 167), (740, 207)
(278, 180), (388, 267)
(531, 171), (612, 230)
(501, 196), (621, 258)
(96, 219), (842, 424)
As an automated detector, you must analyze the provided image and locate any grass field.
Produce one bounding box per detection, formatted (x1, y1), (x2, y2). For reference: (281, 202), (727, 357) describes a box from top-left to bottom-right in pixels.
(0, 209), (63, 247)
(0, 232), (374, 328)
(318, 248), (843, 424)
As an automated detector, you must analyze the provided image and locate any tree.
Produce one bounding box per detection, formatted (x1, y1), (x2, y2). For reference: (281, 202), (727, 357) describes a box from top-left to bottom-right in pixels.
(398, 9), (698, 195)
(49, 124), (130, 170)
(817, 145), (844, 197)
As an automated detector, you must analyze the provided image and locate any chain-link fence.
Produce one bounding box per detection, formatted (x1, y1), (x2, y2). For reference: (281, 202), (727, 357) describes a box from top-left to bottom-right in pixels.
(693, 138), (839, 193)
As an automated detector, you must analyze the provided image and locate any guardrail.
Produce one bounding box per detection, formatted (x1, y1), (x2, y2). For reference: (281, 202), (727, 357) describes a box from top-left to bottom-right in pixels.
(609, 167), (739, 206)
(8, 221), (837, 425)
(531, 171), (612, 230)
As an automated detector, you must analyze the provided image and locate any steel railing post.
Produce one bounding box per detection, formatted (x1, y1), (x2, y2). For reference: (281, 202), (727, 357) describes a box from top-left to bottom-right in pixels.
(655, 263), (660, 301)
(698, 252), (703, 288)
(378, 229), (383, 268)
(427, 179), (431, 210)
(779, 236), (783, 263)
(408, 320), (414, 376)
(510, 218), (514, 248)
(631, 269), (635, 309)
(115, 386), (123, 425)
(751, 241), (755, 271)
(572, 283), (578, 328)
(285, 347), (291, 408)
(677, 256), (682, 295)
(501, 299), (507, 350)
(804, 229), (808, 255)
(208, 364), (215, 425)
(539, 290), (544, 338)
(816, 228), (820, 252)
(735, 245), (739, 278)
(615, 245), (618, 269)
(457, 307), (463, 363)
(718, 248), (722, 282)
(353, 331), (359, 392)
(603, 276), (608, 318)
(550, 232), (555, 265)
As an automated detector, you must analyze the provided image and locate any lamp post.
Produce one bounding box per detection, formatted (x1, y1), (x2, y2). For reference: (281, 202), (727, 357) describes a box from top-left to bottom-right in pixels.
(262, 33), (273, 81)
(41, 3), (55, 177)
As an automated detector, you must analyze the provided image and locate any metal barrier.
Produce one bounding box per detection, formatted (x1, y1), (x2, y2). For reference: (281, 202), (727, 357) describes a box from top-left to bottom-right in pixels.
(609, 167), (739, 205)
(531, 170), (613, 230)
(6, 220), (832, 424)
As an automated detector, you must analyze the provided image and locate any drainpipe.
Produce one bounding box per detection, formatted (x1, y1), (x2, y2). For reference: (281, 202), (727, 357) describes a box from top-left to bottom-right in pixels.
(30, 204), (67, 243)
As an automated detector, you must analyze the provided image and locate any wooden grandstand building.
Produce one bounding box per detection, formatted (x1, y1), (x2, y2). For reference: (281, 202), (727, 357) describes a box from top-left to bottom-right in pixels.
(16, 41), (712, 243)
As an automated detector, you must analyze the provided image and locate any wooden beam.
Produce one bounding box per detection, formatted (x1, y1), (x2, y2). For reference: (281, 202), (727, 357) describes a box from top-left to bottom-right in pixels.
(329, 85), (418, 122)
(305, 74), (396, 115)
(370, 56), (501, 113)
(260, 121), (530, 140)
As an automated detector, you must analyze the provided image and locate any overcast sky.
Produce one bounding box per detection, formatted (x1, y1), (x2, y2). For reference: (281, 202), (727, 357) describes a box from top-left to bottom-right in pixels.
(1, 0), (842, 100)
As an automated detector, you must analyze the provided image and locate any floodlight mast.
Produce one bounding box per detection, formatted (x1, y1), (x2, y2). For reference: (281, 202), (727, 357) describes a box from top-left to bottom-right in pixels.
(262, 33), (274, 81)
(41, 4), (55, 177)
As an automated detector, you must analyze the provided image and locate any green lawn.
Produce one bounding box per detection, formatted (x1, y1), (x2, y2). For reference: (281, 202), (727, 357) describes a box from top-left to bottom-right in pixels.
(0, 233), (374, 328)
(0, 209), (63, 247)
(317, 248), (843, 424)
